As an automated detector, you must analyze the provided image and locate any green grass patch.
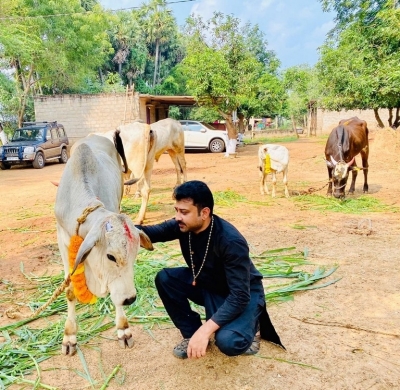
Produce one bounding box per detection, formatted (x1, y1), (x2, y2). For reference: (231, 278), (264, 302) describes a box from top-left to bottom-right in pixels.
(293, 194), (398, 214)
(0, 245), (339, 388)
(121, 197), (161, 215)
(244, 135), (298, 144)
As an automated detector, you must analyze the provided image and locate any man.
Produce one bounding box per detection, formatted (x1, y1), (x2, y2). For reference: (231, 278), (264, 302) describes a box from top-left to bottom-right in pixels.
(138, 180), (284, 359)
(0, 122), (8, 146)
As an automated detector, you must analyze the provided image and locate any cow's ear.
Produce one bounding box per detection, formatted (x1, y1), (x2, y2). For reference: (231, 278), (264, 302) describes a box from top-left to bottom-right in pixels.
(325, 160), (334, 168)
(72, 227), (101, 273)
(138, 229), (153, 251)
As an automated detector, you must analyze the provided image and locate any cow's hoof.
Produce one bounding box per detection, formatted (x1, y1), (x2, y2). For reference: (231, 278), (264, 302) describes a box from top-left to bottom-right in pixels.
(62, 342), (77, 356)
(118, 336), (134, 349)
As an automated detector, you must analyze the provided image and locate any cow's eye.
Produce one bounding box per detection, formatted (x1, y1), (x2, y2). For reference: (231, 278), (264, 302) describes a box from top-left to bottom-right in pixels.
(107, 254), (116, 262)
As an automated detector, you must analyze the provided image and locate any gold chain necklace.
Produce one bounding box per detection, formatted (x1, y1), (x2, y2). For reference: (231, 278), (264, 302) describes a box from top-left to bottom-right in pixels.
(189, 216), (214, 286)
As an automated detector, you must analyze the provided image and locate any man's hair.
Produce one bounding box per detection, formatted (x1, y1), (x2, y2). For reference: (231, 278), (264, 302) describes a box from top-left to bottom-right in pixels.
(173, 180), (214, 215)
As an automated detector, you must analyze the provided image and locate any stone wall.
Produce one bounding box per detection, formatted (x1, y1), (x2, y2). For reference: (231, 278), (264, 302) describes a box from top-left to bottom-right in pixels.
(34, 93), (140, 143)
(317, 108), (391, 134)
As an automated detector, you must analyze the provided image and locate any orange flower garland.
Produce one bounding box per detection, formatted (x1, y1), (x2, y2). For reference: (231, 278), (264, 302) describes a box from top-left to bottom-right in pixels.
(68, 235), (97, 304)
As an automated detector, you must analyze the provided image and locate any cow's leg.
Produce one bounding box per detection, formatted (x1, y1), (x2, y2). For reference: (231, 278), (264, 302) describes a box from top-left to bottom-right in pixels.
(259, 170), (268, 195)
(115, 305), (134, 348)
(327, 167), (333, 196)
(62, 284), (78, 356)
(177, 152), (187, 183)
(167, 150), (186, 186)
(361, 149), (369, 193)
(271, 170), (277, 198)
(348, 168), (358, 195)
(135, 179), (150, 225)
(283, 168), (289, 198)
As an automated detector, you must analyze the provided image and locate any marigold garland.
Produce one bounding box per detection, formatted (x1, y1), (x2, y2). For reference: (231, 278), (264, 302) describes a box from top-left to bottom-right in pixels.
(68, 235), (97, 304)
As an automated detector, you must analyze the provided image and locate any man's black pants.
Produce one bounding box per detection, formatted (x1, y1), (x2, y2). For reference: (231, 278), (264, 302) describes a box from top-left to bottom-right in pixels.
(155, 267), (265, 356)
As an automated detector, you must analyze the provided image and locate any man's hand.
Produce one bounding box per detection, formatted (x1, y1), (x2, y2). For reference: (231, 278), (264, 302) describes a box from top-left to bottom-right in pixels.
(187, 319), (219, 359)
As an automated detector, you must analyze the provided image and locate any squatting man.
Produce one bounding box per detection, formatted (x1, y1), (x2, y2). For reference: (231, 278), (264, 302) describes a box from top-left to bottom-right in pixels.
(137, 180), (284, 359)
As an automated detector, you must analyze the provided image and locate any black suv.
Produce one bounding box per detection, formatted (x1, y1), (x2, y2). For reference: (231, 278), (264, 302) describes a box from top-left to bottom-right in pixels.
(0, 121), (69, 170)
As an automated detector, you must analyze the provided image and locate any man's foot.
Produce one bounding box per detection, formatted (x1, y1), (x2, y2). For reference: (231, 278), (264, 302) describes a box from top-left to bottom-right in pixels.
(173, 338), (190, 359)
(244, 323), (261, 356)
(243, 333), (261, 355)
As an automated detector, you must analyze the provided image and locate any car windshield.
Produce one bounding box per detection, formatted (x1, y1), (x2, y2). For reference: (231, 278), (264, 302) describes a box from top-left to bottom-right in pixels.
(200, 122), (217, 130)
(12, 128), (44, 142)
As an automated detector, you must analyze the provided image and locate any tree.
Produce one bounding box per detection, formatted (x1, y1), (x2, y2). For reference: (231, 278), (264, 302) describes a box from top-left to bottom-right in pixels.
(320, 0), (392, 32)
(283, 65), (319, 134)
(0, 0), (112, 125)
(317, 2), (400, 127)
(181, 12), (276, 154)
(139, 0), (177, 88)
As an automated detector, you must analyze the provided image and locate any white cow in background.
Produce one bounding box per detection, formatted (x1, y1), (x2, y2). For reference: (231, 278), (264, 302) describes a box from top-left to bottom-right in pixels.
(55, 132), (153, 356)
(96, 118), (187, 224)
(257, 144), (290, 198)
(150, 118), (187, 186)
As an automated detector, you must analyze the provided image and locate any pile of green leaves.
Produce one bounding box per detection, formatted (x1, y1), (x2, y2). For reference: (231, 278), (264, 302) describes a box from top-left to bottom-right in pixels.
(0, 245), (338, 389)
(293, 194), (398, 214)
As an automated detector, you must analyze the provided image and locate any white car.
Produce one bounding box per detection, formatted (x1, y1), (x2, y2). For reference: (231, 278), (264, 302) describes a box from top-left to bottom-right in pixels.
(179, 120), (228, 153)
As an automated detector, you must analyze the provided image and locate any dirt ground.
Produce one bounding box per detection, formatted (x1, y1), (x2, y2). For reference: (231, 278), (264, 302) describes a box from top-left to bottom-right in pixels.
(1, 128), (400, 390)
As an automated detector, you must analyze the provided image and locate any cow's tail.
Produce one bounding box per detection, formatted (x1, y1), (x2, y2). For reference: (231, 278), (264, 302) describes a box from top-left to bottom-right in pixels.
(114, 130), (129, 174)
(124, 124), (156, 187)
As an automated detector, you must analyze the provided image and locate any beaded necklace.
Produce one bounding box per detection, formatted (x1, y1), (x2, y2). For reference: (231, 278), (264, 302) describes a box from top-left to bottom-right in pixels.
(189, 216), (214, 286)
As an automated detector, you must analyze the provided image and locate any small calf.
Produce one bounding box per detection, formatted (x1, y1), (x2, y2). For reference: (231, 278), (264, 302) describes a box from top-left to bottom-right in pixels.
(257, 144), (289, 198)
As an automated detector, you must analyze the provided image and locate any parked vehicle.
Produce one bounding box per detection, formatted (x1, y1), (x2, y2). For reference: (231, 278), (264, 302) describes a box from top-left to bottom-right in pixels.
(179, 120), (228, 153)
(0, 121), (69, 170)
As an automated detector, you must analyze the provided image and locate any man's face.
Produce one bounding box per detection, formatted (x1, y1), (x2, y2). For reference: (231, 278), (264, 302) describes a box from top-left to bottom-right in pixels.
(174, 198), (208, 234)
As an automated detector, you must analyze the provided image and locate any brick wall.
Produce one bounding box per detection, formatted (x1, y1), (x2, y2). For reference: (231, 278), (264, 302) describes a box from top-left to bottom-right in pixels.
(34, 93), (140, 143)
(317, 108), (390, 134)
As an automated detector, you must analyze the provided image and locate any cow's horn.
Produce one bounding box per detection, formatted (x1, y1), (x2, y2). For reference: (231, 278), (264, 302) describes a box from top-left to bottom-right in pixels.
(346, 157), (355, 167)
(330, 156), (338, 165)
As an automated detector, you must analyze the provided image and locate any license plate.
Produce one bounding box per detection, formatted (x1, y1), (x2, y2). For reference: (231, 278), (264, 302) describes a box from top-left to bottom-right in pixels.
(6, 157), (19, 161)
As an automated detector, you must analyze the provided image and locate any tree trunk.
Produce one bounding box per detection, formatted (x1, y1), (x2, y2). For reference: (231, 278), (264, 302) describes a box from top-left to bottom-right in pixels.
(394, 107), (400, 128)
(219, 111), (237, 157)
(291, 116), (299, 139)
(373, 108), (384, 128)
(153, 39), (160, 88)
(99, 67), (104, 84)
(388, 108), (393, 127)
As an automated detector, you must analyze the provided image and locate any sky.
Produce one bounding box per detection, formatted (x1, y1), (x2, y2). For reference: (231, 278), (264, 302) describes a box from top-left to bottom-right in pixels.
(98, 0), (336, 70)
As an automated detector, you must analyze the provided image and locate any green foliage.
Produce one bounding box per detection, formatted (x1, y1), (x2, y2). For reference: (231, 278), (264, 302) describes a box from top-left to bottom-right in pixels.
(317, 0), (400, 127)
(181, 12), (281, 137)
(283, 65), (319, 126)
(0, 0), (113, 123)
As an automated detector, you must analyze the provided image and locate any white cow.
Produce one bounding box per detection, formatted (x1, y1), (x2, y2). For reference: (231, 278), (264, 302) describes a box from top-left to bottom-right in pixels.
(257, 144), (290, 198)
(99, 118), (187, 225)
(150, 118), (187, 186)
(95, 121), (157, 225)
(55, 132), (153, 356)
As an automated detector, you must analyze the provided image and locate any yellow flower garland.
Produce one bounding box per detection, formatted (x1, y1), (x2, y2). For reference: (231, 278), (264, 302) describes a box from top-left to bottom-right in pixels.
(264, 154), (271, 174)
(68, 235), (97, 304)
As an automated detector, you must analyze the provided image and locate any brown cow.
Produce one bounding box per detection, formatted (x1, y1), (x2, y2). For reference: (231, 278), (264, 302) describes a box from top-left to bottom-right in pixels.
(325, 117), (369, 199)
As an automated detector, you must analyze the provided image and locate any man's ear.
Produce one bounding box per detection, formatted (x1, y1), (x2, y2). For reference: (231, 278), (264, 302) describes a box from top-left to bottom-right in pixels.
(201, 207), (211, 220)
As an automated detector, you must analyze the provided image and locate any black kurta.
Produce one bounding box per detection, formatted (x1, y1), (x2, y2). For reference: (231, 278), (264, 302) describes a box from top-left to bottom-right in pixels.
(138, 215), (284, 348)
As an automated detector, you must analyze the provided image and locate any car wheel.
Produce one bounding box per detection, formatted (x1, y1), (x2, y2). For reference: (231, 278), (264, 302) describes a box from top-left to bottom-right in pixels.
(33, 152), (45, 169)
(59, 148), (68, 163)
(0, 162), (11, 170)
(209, 138), (225, 153)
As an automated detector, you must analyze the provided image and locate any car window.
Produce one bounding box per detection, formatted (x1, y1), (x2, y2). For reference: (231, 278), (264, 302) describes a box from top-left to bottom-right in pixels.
(200, 122), (216, 130)
(188, 122), (203, 132)
(35, 129), (44, 140)
(50, 128), (58, 140)
(58, 127), (66, 137)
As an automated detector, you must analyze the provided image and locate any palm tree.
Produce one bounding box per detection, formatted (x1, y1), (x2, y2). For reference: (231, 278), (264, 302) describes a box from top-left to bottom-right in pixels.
(139, 0), (176, 88)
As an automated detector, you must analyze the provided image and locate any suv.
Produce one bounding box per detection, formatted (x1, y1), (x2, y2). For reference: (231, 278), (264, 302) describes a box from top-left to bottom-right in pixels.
(0, 121), (69, 170)
(179, 120), (228, 153)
